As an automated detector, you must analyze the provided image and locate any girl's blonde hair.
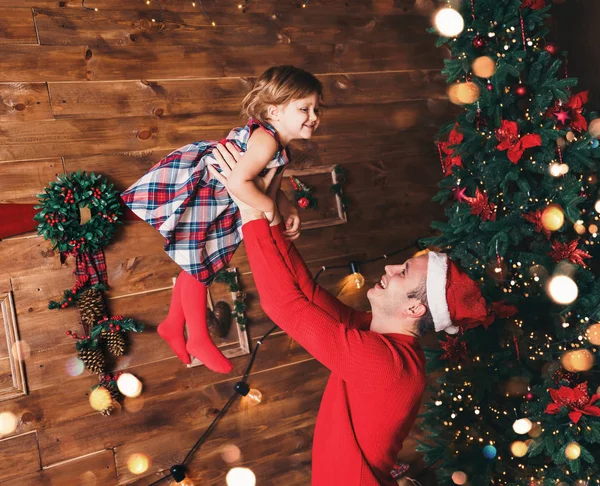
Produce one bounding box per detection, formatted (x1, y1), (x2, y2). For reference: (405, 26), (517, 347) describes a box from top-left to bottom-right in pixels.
(241, 65), (323, 125)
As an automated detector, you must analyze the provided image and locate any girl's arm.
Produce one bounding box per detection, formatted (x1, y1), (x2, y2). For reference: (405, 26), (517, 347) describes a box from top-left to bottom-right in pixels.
(226, 129), (279, 214)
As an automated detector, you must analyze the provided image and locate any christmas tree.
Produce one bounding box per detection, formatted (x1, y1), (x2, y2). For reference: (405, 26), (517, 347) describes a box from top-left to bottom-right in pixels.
(418, 1), (600, 485)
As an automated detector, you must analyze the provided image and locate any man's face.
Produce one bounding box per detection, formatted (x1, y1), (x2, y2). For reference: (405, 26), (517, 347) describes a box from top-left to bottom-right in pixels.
(367, 254), (429, 318)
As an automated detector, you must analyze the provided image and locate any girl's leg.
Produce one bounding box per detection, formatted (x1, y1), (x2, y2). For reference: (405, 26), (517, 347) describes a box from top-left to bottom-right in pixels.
(157, 271), (191, 364)
(180, 271), (234, 374)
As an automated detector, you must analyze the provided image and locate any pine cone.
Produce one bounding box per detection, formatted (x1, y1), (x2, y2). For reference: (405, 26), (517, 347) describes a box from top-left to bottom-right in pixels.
(207, 308), (220, 339)
(77, 287), (106, 328)
(78, 347), (106, 374)
(101, 330), (126, 356)
(98, 383), (120, 416)
(213, 301), (232, 338)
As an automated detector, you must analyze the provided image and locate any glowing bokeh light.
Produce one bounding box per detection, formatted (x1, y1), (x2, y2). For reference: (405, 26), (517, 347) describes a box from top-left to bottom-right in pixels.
(547, 275), (578, 305)
(127, 453), (150, 475)
(0, 412), (18, 435)
(221, 444), (242, 463)
(510, 441), (528, 457)
(226, 467), (256, 486)
(117, 373), (143, 398)
(512, 418), (533, 435)
(89, 387), (113, 412)
(434, 8), (464, 37)
(65, 357), (85, 377)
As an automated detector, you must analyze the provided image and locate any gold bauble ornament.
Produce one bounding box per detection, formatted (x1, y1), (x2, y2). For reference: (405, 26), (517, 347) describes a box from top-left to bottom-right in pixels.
(456, 82), (480, 104)
(541, 204), (564, 231)
(451, 471), (468, 485)
(589, 118), (600, 138)
(561, 349), (594, 372)
(510, 440), (528, 457)
(586, 323), (600, 345)
(565, 442), (581, 460)
(472, 56), (497, 78)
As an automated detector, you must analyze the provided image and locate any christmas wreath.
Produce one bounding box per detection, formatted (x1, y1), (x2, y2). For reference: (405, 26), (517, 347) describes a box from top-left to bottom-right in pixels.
(36, 172), (144, 415)
(34, 172), (122, 255)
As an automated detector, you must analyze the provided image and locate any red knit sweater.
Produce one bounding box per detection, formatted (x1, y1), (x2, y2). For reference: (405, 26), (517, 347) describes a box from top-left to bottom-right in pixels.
(242, 220), (426, 486)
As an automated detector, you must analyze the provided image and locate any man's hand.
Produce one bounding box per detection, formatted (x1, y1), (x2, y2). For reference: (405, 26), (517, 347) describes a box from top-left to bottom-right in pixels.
(208, 142), (278, 223)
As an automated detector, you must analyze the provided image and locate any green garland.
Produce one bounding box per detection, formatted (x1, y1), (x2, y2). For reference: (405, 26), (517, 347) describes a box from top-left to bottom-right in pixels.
(213, 270), (248, 332)
(48, 281), (107, 310)
(92, 315), (144, 339)
(34, 172), (123, 254)
(289, 176), (318, 210)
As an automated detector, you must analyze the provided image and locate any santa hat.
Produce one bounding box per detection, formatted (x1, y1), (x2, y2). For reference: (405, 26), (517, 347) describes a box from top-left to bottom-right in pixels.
(426, 252), (489, 334)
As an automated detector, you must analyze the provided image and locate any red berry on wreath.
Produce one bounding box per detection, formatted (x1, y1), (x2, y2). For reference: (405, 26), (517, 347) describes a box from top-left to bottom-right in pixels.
(116, 325), (121, 331)
(66, 330), (72, 335)
(297, 197), (310, 209)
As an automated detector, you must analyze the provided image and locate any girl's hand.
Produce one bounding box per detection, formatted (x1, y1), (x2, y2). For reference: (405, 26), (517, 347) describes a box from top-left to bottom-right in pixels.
(282, 211), (301, 241)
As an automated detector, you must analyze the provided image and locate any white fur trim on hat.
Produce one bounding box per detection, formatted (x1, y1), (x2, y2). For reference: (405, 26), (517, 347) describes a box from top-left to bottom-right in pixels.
(426, 252), (456, 334)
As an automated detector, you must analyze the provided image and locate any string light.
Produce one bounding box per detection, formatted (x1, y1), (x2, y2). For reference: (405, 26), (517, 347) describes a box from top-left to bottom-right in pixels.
(313, 240), (424, 282)
(81, 0), (98, 11)
(146, 327), (277, 486)
(349, 262), (365, 289)
(193, 0), (216, 27)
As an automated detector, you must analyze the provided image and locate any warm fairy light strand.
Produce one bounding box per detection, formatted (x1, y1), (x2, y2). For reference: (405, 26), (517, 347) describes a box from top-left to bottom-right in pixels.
(82, 0), (312, 25)
(194, 0), (216, 26)
(81, 0), (98, 12)
(145, 326), (277, 486)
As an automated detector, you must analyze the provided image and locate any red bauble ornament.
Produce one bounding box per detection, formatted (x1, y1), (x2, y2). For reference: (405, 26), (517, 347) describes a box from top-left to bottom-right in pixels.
(526, 392), (534, 401)
(297, 197), (310, 209)
(544, 43), (558, 56)
(515, 85), (528, 97)
(487, 84), (493, 91)
(473, 35), (486, 49)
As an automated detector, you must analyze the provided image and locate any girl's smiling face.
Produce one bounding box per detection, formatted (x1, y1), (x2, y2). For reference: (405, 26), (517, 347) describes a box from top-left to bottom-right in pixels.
(270, 93), (321, 144)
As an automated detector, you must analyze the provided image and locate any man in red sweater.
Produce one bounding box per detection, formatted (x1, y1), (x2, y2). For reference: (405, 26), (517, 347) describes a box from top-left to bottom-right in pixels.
(210, 144), (491, 486)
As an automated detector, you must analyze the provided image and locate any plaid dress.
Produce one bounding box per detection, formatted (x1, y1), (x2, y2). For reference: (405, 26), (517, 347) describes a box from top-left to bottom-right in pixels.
(121, 118), (290, 284)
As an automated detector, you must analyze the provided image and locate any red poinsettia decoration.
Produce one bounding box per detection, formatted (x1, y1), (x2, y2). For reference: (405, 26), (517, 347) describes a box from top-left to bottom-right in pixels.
(521, 0), (545, 9)
(440, 335), (468, 363)
(547, 91), (589, 132)
(523, 210), (551, 240)
(495, 120), (542, 164)
(439, 125), (464, 176)
(453, 187), (467, 202)
(544, 382), (600, 424)
(567, 91), (589, 132)
(549, 239), (592, 266)
(464, 188), (496, 221)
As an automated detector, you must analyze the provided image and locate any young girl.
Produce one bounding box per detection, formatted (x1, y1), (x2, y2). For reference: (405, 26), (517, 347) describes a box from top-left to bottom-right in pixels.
(121, 65), (323, 373)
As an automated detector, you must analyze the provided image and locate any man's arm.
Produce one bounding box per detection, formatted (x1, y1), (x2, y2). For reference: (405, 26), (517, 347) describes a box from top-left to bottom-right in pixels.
(269, 222), (371, 331)
(242, 219), (403, 389)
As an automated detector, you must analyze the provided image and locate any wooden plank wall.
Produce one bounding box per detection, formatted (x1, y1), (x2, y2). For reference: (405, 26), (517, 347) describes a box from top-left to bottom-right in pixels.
(0, 1), (448, 484)
(551, 0), (600, 109)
